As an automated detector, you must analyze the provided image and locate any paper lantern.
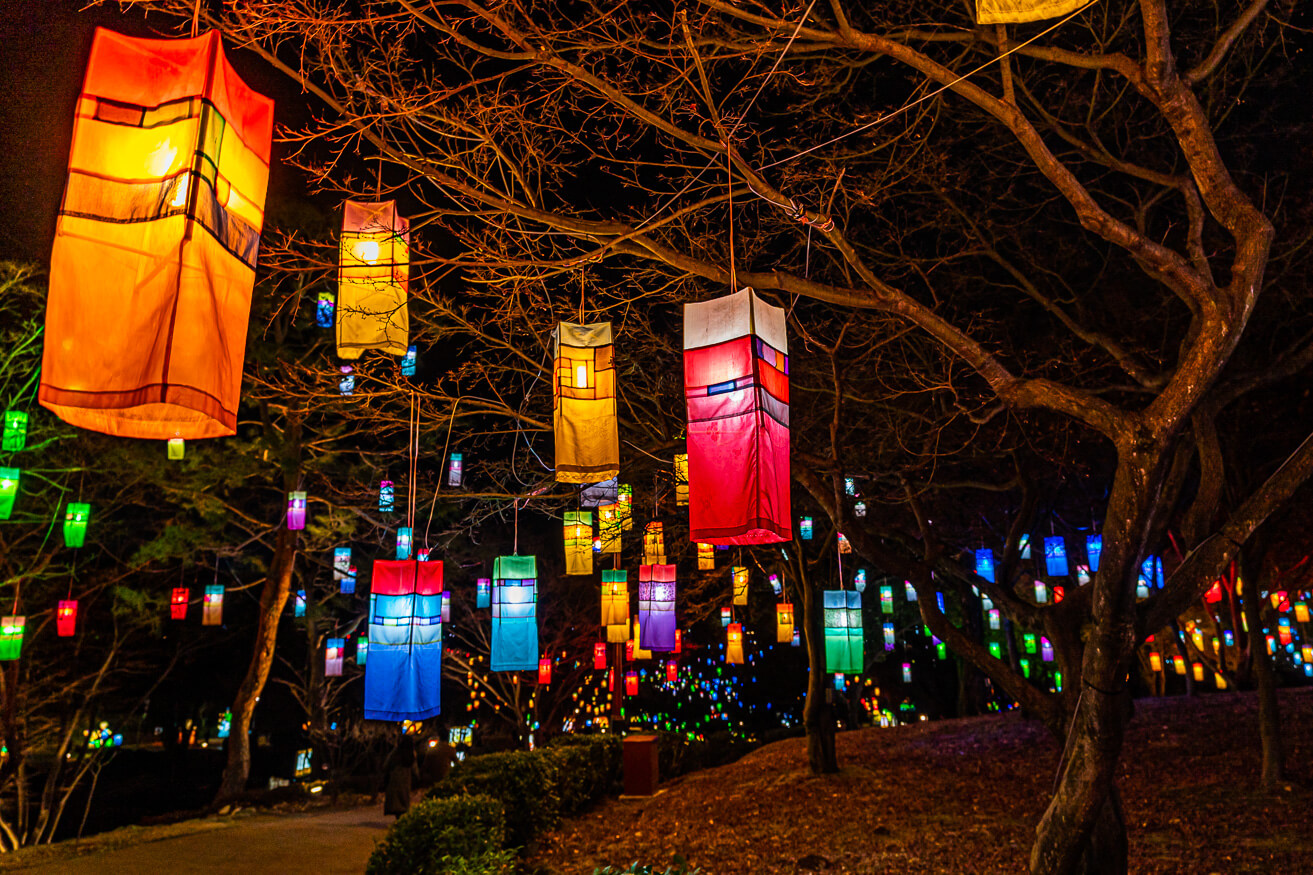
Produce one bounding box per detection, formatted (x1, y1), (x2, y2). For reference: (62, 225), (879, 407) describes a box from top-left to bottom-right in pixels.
(441, 591), (451, 624)
(697, 543), (714, 571)
(1041, 638), (1054, 662)
(720, 606), (732, 627)
(732, 566), (749, 606)
(553, 322), (619, 483)
(674, 454), (689, 506)
(491, 555), (538, 671)
(417, 548), (431, 562)
(165, 437), (185, 460)
(1019, 534), (1031, 560)
(638, 564), (677, 652)
(853, 570), (867, 594)
(799, 517), (812, 540)
(854, 501), (866, 519)
(770, 574), (783, 596)
(396, 527), (412, 560)
(581, 477), (618, 508)
(1043, 537), (1068, 577)
(617, 484), (633, 532)
(170, 587), (188, 620)
(325, 638), (344, 677)
(476, 578), (491, 609)
(726, 622), (744, 664)
(1148, 651), (1163, 672)
(976, 0), (1088, 25)
(1296, 603), (1310, 624)
(904, 582), (917, 602)
(988, 609), (1001, 630)
(1, 411), (27, 452)
(294, 590), (306, 618)
(988, 640), (1001, 658)
(683, 288), (790, 544)
(901, 662), (912, 683)
(1034, 580), (1048, 604)
(365, 559), (443, 720)
(316, 288), (334, 328)
(625, 639), (634, 661)
(338, 366), (354, 395)
(1136, 581), (1149, 600)
(42, 29), (273, 439)
(666, 660), (678, 683)
(975, 548), (995, 583)
(791, 628), (801, 647)
(202, 584), (223, 625)
(0, 617), (25, 660)
(880, 585), (893, 614)
(356, 634), (369, 666)
(593, 641), (607, 670)
(598, 503), (622, 554)
(448, 453), (463, 488)
(673, 629), (683, 654)
(1141, 556), (1164, 589)
(379, 480), (394, 512)
(824, 590), (863, 674)
(564, 511), (593, 576)
(1023, 632), (1038, 654)
(0, 468), (18, 520)
(334, 547), (355, 594)
(776, 603), (794, 643)
(63, 502), (91, 548)
(287, 491), (306, 530)
(57, 600), (78, 637)
(601, 570), (629, 641)
(401, 345), (417, 377)
(1086, 535), (1102, 572)
(883, 623), (896, 651)
(643, 522), (666, 565)
(1277, 618), (1292, 646)
(336, 200), (408, 359)
(1191, 662), (1205, 682)
(838, 533), (852, 554)
(625, 671), (639, 696)
(538, 657), (552, 685)
(1076, 565), (1091, 585)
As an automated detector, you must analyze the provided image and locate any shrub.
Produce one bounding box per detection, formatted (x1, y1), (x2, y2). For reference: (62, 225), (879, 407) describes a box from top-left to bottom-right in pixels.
(592, 860), (702, 875)
(366, 794), (505, 875)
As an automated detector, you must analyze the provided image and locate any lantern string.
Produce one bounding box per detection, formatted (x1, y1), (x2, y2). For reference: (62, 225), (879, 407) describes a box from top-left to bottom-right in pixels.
(422, 396), (462, 552)
(513, 499), (519, 555)
(190, 0), (201, 39)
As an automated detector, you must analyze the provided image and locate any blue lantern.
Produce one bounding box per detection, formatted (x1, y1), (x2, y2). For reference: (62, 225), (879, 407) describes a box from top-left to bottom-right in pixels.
(1086, 535), (1102, 572)
(1044, 537), (1068, 577)
(401, 345), (417, 377)
(975, 548), (995, 583)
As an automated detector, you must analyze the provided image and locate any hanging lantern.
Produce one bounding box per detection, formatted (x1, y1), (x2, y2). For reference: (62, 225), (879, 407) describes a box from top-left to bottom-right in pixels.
(1191, 662), (1205, 682)
(823, 590), (863, 674)
(401, 345), (417, 377)
(365, 559), (443, 720)
(601, 570), (629, 641)
(379, 480), (394, 512)
(770, 574), (783, 596)
(42, 29), (273, 439)
(791, 628), (801, 647)
(1034, 580), (1048, 604)
(1041, 637), (1054, 662)
(1023, 632), (1037, 654)
(883, 622), (895, 651)
(880, 585), (893, 614)
(1296, 602), (1310, 624)
(356, 634), (369, 666)
(666, 660), (678, 683)
(698, 543), (714, 571)
(799, 517), (813, 540)
(1018, 534), (1032, 560)
(625, 639), (635, 661)
(63, 502), (90, 548)
(617, 484), (633, 532)
(396, 527), (412, 560)
(901, 662), (912, 683)
(1043, 537), (1068, 577)
(643, 522), (666, 565)
(975, 548), (995, 583)
(1086, 535), (1102, 572)
(538, 657), (552, 686)
(336, 200), (409, 359)
(854, 501), (866, 519)
(448, 453), (463, 488)
(1136, 580), (1149, 600)
(338, 365), (354, 395)
(638, 564), (677, 652)
(476, 577), (491, 609)
(683, 288), (790, 545)
(553, 322), (619, 483)
(325, 638), (344, 677)
(334, 547), (355, 594)
(491, 555), (538, 671)
(170, 587), (188, 620)
(0, 468), (18, 520)
(904, 582), (917, 602)
(564, 511), (594, 576)
(0, 617), (25, 660)
(1148, 651), (1163, 672)
(674, 454), (689, 507)
(838, 533), (852, 554)
(988, 608), (1000, 630)
(674, 629), (683, 654)
(57, 600), (78, 637)
(720, 606), (732, 627)
(1076, 565), (1091, 585)
(854, 570), (867, 593)
(287, 492), (306, 531)
(166, 438), (185, 460)
(776, 603), (794, 643)
(625, 671), (639, 696)
(593, 641), (607, 670)
(732, 566), (749, 606)
(988, 640), (1001, 658)
(598, 503), (622, 554)
(975, 0), (1088, 26)
(294, 590), (306, 618)
(726, 622), (744, 664)
(202, 584), (223, 626)
(580, 477), (618, 508)
(441, 591), (451, 624)
(316, 288), (335, 328)
(1, 411), (27, 452)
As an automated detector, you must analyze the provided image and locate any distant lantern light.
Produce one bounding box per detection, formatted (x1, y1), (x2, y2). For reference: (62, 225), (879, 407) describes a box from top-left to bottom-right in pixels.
(1086, 535), (1102, 572)
(401, 345), (417, 377)
(57, 600), (78, 637)
(538, 657), (552, 686)
(642, 521), (666, 566)
(770, 574), (782, 596)
(625, 671), (639, 696)
(448, 453), (463, 488)
(379, 480), (394, 512)
(776, 603), (794, 643)
(883, 622), (896, 651)
(356, 634), (369, 666)
(880, 586), (894, 614)
(904, 582), (917, 602)
(63, 502), (91, 548)
(396, 527), (412, 560)
(1149, 651), (1163, 672)
(564, 511), (594, 576)
(854, 570), (867, 593)
(593, 641), (607, 670)
(666, 660), (678, 683)
(1023, 633), (1038, 654)
(617, 484), (633, 532)
(287, 492), (306, 530)
(476, 578), (491, 610)
(792, 628), (801, 647)
(441, 591), (451, 624)
(1192, 662), (1205, 682)
(325, 638), (344, 677)
(167, 438), (185, 460)
(732, 566), (749, 606)
(1295, 603), (1310, 624)
(720, 606), (732, 627)
(698, 543), (715, 571)
(988, 609), (1000, 630)
(1076, 565), (1091, 585)
(316, 289), (335, 328)
(1043, 537), (1068, 577)
(338, 366), (354, 396)
(975, 548), (996, 583)
(1041, 638), (1054, 662)
(673, 629), (683, 655)
(0, 468), (19, 520)
(334, 547), (355, 594)
(0, 617), (25, 660)
(2, 411), (28, 452)
(674, 454), (689, 507)
(901, 662), (912, 684)
(203, 585), (224, 626)
(170, 587), (189, 620)
(988, 640), (1001, 659)
(1019, 534), (1031, 560)
(1034, 580), (1048, 604)
(726, 623), (744, 664)
(799, 517), (813, 540)
(854, 501), (866, 519)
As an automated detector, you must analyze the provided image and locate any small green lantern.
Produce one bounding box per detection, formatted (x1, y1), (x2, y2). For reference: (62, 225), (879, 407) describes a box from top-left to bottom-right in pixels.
(1023, 632), (1037, 654)
(63, 502), (91, 548)
(1, 411), (26, 452)
(0, 617), (25, 660)
(167, 438), (185, 460)
(988, 640), (1002, 659)
(0, 468), (18, 520)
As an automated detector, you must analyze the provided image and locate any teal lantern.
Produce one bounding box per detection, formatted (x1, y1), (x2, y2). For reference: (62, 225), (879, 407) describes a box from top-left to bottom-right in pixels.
(799, 517), (813, 540)
(2, 411), (27, 452)
(823, 589), (863, 674)
(396, 527), (412, 560)
(357, 633), (369, 666)
(0, 616), (24, 660)
(0, 468), (18, 520)
(63, 502), (91, 548)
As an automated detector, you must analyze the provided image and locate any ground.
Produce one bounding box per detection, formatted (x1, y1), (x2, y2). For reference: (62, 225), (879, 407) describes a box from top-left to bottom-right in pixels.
(528, 689), (1313, 874)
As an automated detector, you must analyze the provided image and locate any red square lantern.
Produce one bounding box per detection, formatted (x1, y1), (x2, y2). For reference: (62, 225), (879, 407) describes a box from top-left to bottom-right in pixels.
(57, 600), (78, 637)
(538, 657), (552, 685)
(624, 671), (638, 696)
(593, 641), (607, 670)
(666, 660), (677, 683)
(170, 587), (188, 620)
(673, 629), (683, 654)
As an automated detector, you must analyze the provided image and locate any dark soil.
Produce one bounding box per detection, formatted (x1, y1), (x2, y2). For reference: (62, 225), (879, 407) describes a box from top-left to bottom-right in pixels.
(528, 689), (1313, 874)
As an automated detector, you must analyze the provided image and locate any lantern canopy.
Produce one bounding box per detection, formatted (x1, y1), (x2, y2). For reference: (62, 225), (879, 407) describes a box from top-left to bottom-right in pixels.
(336, 200), (409, 359)
(823, 589), (863, 674)
(638, 564), (677, 652)
(57, 600), (78, 637)
(564, 511), (593, 576)
(42, 29), (273, 439)
(170, 587), (188, 620)
(601, 570), (629, 642)
(776, 603), (794, 643)
(491, 555), (538, 671)
(683, 288), (790, 544)
(365, 559), (443, 721)
(0, 617), (25, 660)
(726, 622), (744, 664)
(553, 322), (619, 483)
(976, 0), (1088, 25)
(325, 638), (345, 677)
(3, 411), (28, 451)
(287, 491), (306, 530)
(63, 502), (91, 548)
(202, 584), (223, 625)
(0, 468), (18, 520)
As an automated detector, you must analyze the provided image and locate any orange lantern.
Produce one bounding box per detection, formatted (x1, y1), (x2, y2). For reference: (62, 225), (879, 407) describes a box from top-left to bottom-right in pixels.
(1295, 602), (1310, 623)
(1191, 662), (1205, 682)
(1148, 651), (1162, 673)
(336, 201), (409, 359)
(726, 622), (744, 664)
(42, 29), (273, 439)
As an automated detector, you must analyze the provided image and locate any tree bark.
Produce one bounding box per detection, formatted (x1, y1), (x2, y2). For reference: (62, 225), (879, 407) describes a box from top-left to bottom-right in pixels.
(1239, 552), (1283, 790)
(215, 525), (297, 803)
(800, 578), (838, 774)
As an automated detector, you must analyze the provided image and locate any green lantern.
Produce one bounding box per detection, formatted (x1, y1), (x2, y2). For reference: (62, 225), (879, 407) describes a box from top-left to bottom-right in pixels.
(167, 438), (185, 460)
(2, 411), (26, 452)
(1023, 632), (1037, 655)
(63, 502), (91, 548)
(0, 617), (25, 660)
(0, 468), (18, 520)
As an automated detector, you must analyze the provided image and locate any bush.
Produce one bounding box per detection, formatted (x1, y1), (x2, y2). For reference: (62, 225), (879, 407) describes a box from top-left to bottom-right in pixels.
(366, 794), (505, 875)
(592, 860), (702, 875)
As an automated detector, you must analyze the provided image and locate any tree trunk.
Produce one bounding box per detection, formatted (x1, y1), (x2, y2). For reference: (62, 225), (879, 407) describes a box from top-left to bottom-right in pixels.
(215, 525), (297, 803)
(800, 580), (837, 774)
(1240, 556), (1282, 790)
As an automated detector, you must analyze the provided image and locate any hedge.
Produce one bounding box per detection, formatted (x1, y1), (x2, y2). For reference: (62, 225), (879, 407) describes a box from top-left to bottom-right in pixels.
(365, 794), (506, 875)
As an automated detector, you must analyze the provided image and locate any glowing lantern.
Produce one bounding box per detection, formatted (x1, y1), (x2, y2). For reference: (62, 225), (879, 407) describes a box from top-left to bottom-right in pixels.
(379, 480), (394, 512)
(776, 603), (794, 643)
(674, 629), (683, 654)
(1277, 618), (1293, 646)
(1149, 651), (1162, 672)
(976, 0), (1088, 25)
(1053, 585), (1065, 604)
(988, 640), (1001, 658)
(625, 640), (634, 661)
(1204, 581), (1224, 603)
(441, 591), (451, 624)
(316, 288), (334, 327)
(287, 492), (306, 530)
(880, 586), (893, 614)
(294, 590), (306, 618)
(1019, 534), (1031, 559)
(838, 534), (852, 554)
(1023, 632), (1037, 654)
(538, 657), (552, 685)
(905, 582), (917, 602)
(2, 411), (27, 451)
(1136, 581), (1149, 600)
(1142, 556), (1164, 589)
(325, 638), (344, 677)
(720, 607), (732, 627)
(564, 511), (593, 576)
(618, 484), (633, 532)
(674, 454), (689, 506)
(625, 671), (639, 696)
(553, 322), (619, 483)
(1020, 659), (1032, 678)
(170, 587), (188, 620)
(163, 438), (185, 461)
(338, 366), (354, 395)
(63, 502), (90, 548)
(57, 600), (78, 637)
(1302, 645), (1313, 663)
(844, 477), (856, 497)
(1192, 662), (1205, 682)
(854, 570), (866, 593)
(356, 634), (369, 666)
(1076, 565), (1091, 585)
(401, 345), (417, 377)
(1295, 602), (1310, 624)
(823, 590), (863, 674)
(598, 503), (622, 554)
(581, 477), (618, 507)
(334, 547), (355, 595)
(1034, 580), (1048, 604)
(732, 566), (750, 606)
(643, 522), (666, 565)
(396, 527), (412, 560)
(855, 502), (866, 519)
(203, 585), (223, 625)
(365, 559), (443, 720)
(1214, 672), (1227, 689)
(336, 200), (409, 359)
(593, 641), (607, 670)
(0, 468), (18, 520)
(726, 623), (744, 664)
(683, 289), (790, 544)
(0, 617), (25, 660)
(42, 29), (272, 439)
(800, 517), (813, 540)
(448, 453), (463, 488)
(792, 629), (802, 647)
(698, 543), (714, 571)
(770, 574), (783, 596)
(491, 555), (538, 671)
(988, 609), (1000, 630)
(1041, 638), (1054, 662)
(1043, 537), (1068, 576)
(901, 662), (912, 683)
(476, 578), (491, 609)
(601, 570), (629, 641)
(639, 564), (677, 652)
(666, 660), (678, 683)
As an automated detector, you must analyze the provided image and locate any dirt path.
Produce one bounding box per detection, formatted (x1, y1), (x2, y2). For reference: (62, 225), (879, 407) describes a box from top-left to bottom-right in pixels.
(9, 806), (391, 874)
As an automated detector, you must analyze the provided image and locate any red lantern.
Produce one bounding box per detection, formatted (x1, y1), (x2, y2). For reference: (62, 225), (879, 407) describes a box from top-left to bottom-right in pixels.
(673, 629), (683, 654)
(625, 639), (635, 661)
(624, 671), (638, 696)
(538, 657), (552, 685)
(593, 641), (607, 670)
(666, 660), (677, 683)
(608, 666), (615, 692)
(170, 587), (188, 620)
(57, 600), (78, 637)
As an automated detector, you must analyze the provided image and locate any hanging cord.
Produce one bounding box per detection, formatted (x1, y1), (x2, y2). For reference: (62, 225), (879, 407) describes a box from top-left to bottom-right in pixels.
(513, 499), (519, 555)
(406, 391), (419, 532)
(422, 396), (462, 551)
(67, 552), (76, 601)
(190, 0), (201, 38)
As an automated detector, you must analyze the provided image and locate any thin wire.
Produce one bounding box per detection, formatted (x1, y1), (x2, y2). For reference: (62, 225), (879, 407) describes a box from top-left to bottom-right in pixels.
(190, 0), (201, 39)
(422, 396), (463, 551)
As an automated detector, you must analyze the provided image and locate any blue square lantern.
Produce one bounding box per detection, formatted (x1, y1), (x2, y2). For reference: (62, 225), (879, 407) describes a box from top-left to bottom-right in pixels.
(396, 527), (412, 560)
(401, 345), (417, 377)
(799, 517), (813, 540)
(975, 548), (995, 583)
(491, 555), (538, 671)
(1086, 535), (1102, 572)
(476, 577), (491, 609)
(294, 590), (306, 618)
(1044, 537), (1068, 577)
(315, 290), (334, 327)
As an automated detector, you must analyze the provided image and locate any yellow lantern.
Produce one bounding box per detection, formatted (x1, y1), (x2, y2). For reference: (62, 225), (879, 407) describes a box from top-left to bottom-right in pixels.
(776, 603), (794, 643)
(336, 200), (409, 359)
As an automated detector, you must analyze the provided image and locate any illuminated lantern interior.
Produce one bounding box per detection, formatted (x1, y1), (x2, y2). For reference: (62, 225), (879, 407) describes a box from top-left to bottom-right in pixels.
(770, 574), (782, 596)
(287, 491), (306, 530)
(720, 606), (731, 627)
(880, 585), (894, 614)
(491, 555), (538, 671)
(336, 200), (409, 360)
(316, 288), (334, 328)
(732, 566), (749, 606)
(776, 603), (794, 643)
(441, 591), (451, 624)
(564, 511), (593, 576)
(553, 322), (619, 483)
(170, 587), (188, 620)
(538, 657), (552, 686)
(726, 622), (744, 664)
(0, 617), (25, 661)
(638, 564), (676, 652)
(674, 454), (689, 507)
(643, 522), (666, 565)
(63, 502), (91, 548)
(1044, 537), (1068, 577)
(884, 622), (896, 651)
(1086, 535), (1102, 572)
(823, 589), (863, 674)
(41, 29), (272, 440)
(365, 559), (443, 720)
(202, 584), (223, 626)
(697, 543), (714, 571)
(0, 468), (18, 520)
(1149, 651), (1162, 672)
(57, 600), (78, 638)
(325, 638), (344, 677)
(1, 411), (26, 452)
